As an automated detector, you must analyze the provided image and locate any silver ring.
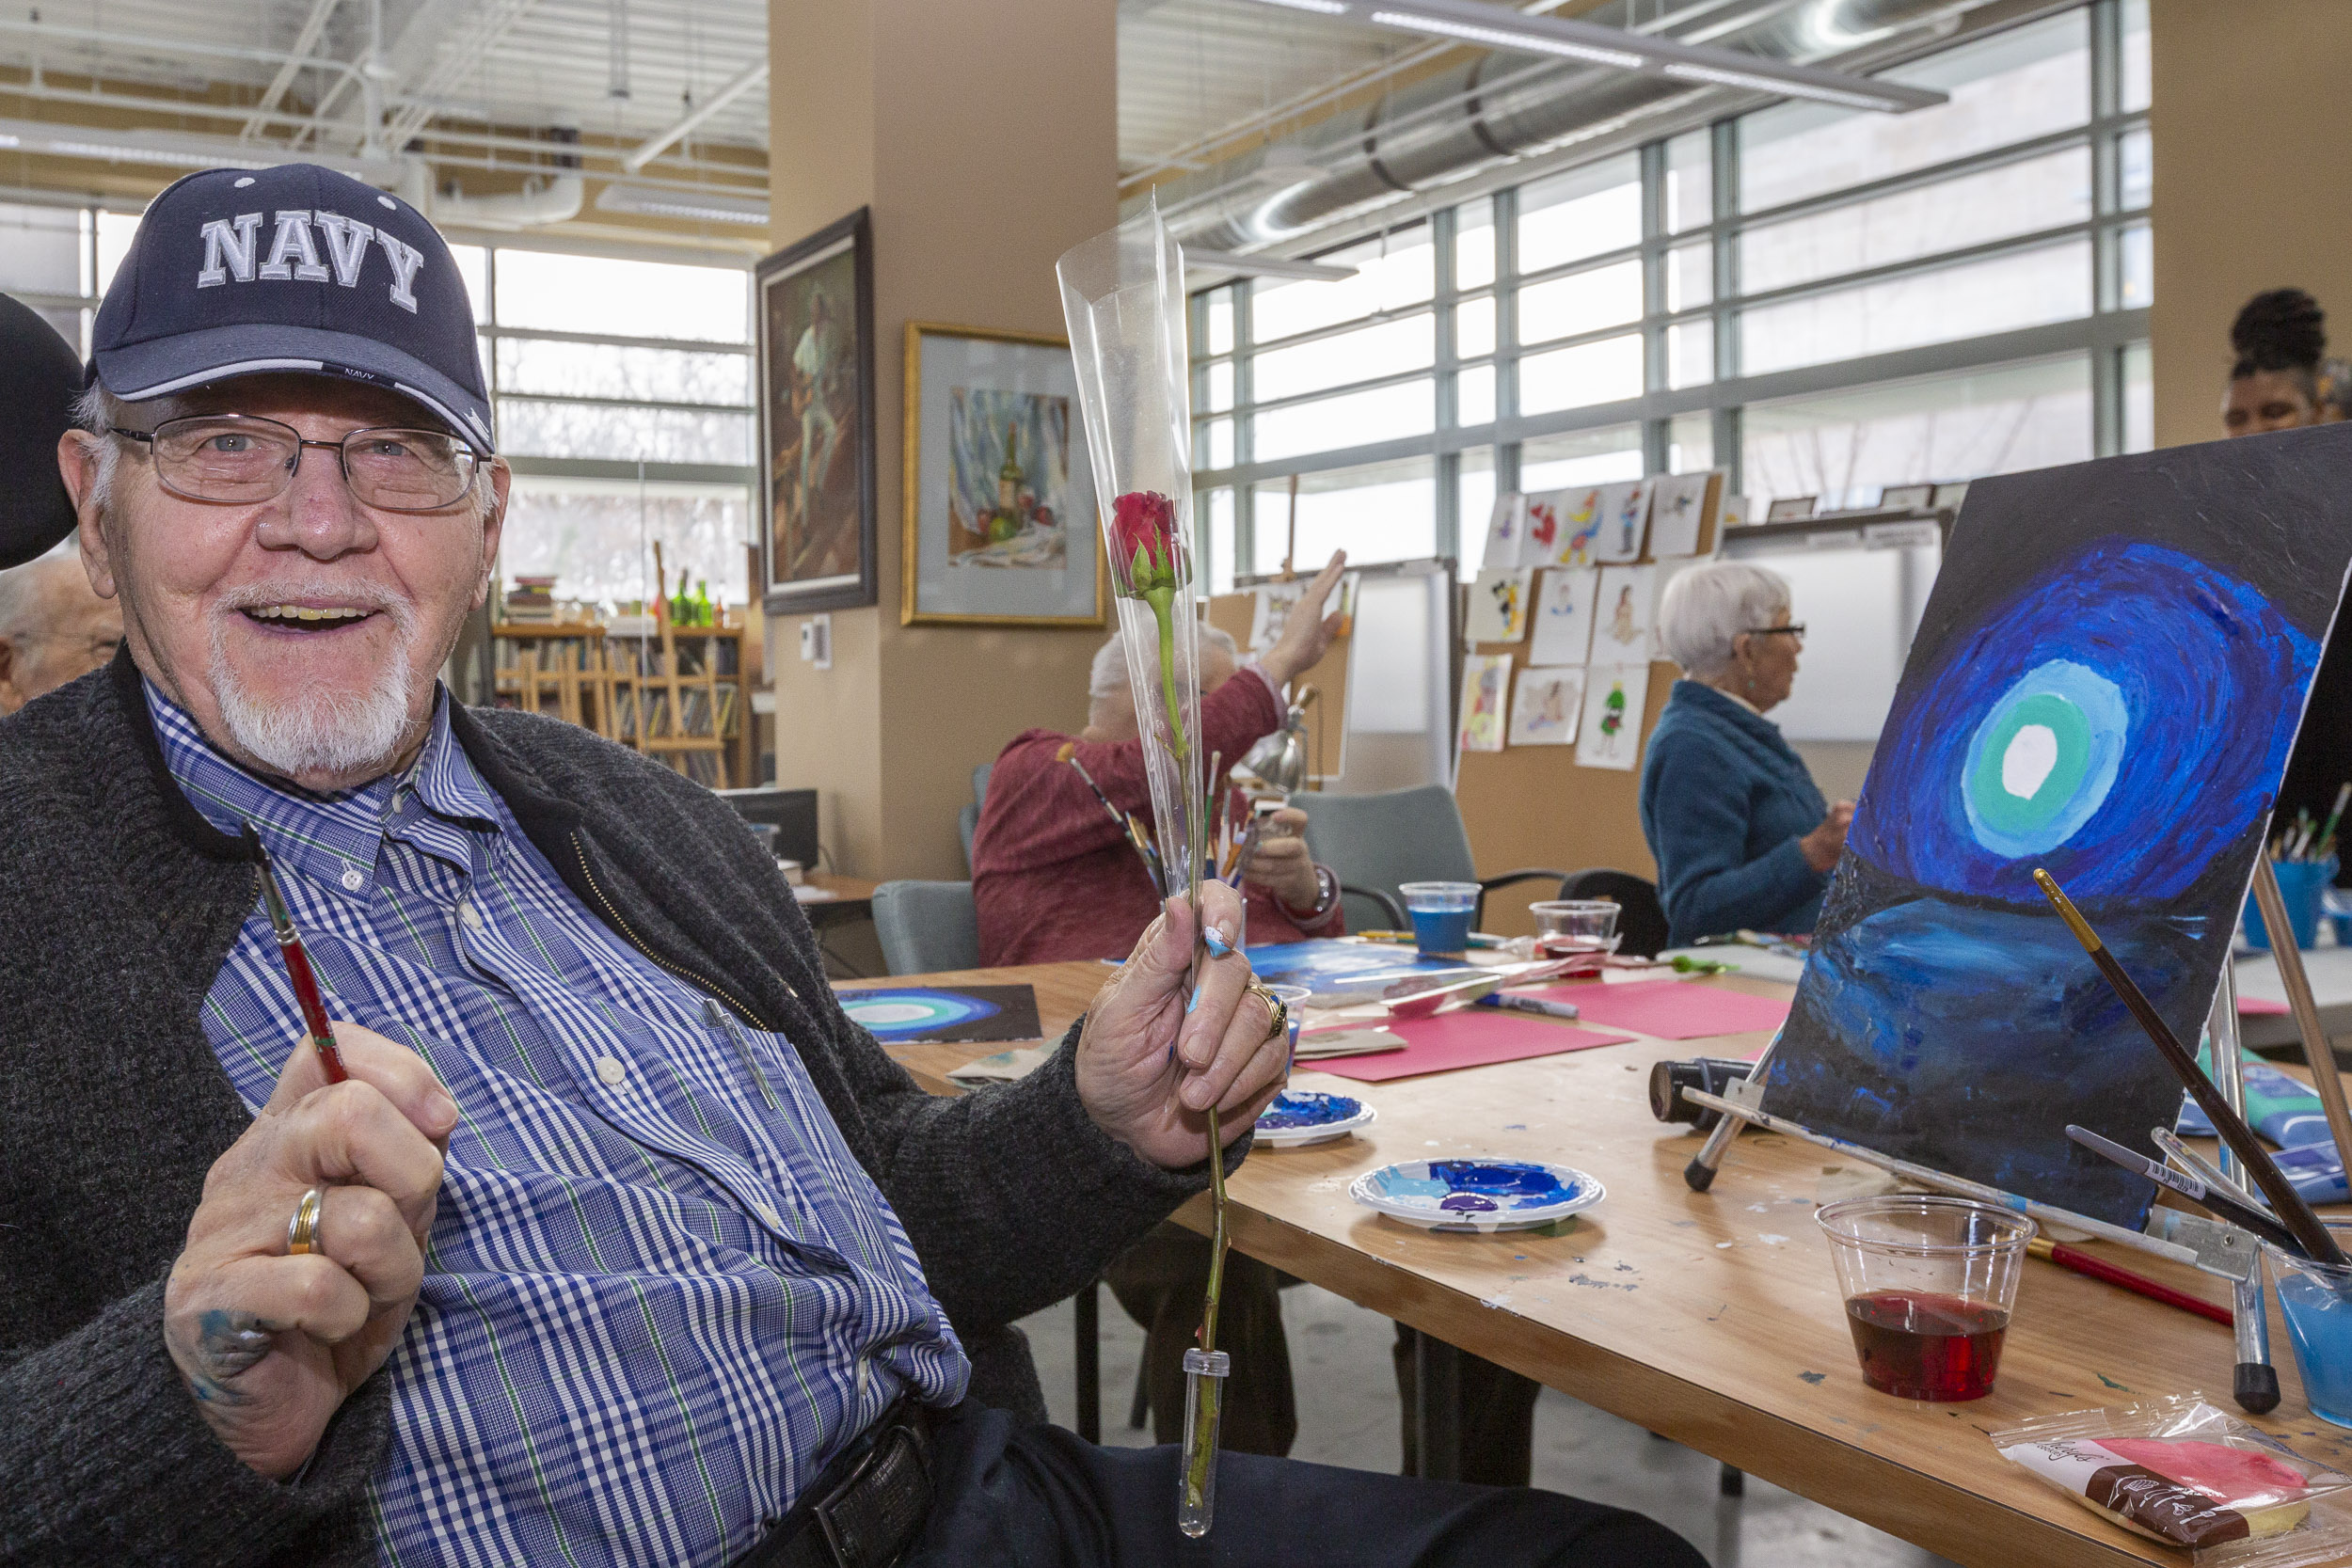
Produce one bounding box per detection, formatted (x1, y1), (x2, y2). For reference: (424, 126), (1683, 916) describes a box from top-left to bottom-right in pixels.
(287, 1187), (323, 1257)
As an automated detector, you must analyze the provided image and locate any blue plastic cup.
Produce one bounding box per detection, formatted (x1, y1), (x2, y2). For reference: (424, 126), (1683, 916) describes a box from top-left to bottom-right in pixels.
(1400, 880), (1479, 958)
(2267, 1224), (2352, 1428)
(2245, 858), (2337, 951)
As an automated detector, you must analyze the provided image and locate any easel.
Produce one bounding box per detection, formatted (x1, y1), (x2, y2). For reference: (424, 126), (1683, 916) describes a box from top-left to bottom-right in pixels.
(1679, 974), (2280, 1411)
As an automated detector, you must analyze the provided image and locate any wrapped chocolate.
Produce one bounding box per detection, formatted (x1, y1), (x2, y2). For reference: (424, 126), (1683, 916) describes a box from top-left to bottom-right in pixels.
(1994, 1396), (2352, 1564)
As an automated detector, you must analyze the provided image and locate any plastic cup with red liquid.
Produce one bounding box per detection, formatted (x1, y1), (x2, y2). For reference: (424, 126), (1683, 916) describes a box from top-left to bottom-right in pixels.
(1817, 1195), (2034, 1402)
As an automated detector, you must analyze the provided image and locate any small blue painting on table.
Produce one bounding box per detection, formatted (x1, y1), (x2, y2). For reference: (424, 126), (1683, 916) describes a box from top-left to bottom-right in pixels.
(1761, 425), (2352, 1227)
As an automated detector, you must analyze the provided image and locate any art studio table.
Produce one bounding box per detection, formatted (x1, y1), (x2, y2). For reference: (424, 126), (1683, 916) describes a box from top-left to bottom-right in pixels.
(843, 959), (2352, 1568)
(2236, 944), (2352, 1053)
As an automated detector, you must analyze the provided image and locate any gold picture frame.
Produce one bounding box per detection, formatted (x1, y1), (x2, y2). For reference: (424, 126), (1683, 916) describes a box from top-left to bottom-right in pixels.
(901, 320), (1106, 627)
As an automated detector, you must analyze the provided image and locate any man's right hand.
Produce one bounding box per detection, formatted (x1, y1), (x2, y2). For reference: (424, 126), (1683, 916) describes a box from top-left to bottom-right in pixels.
(164, 1022), (455, 1479)
(1258, 551), (1349, 689)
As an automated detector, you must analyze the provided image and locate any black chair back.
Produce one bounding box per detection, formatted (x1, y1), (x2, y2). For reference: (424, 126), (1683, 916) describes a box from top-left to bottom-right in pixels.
(1556, 868), (1671, 958)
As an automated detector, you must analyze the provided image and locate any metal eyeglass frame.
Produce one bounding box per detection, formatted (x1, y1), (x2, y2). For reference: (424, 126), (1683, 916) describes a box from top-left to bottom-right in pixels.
(112, 414), (483, 515)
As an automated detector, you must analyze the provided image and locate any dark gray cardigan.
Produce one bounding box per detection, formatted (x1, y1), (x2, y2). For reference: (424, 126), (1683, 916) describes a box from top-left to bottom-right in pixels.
(0, 651), (1212, 1566)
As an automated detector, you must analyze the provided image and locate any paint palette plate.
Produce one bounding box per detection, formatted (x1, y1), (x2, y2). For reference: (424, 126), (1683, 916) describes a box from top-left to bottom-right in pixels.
(1350, 1158), (1602, 1233)
(1254, 1089), (1377, 1148)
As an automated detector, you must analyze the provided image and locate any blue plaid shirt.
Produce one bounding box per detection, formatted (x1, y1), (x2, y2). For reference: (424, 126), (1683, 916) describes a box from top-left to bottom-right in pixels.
(151, 683), (968, 1567)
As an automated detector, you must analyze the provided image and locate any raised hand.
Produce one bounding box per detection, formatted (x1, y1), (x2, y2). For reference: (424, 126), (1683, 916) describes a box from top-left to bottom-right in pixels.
(163, 1021), (455, 1478)
(1259, 551), (1349, 689)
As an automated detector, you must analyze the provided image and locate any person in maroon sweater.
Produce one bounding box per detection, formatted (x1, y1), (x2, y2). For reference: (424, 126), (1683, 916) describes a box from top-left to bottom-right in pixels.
(972, 553), (1346, 1454)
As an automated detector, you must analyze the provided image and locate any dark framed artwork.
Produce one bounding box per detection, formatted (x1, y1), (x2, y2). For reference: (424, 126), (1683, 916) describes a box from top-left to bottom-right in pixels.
(901, 321), (1105, 626)
(757, 207), (877, 614)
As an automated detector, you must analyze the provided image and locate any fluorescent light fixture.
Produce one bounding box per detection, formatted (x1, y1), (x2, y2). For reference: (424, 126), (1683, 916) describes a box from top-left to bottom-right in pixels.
(1368, 8), (1645, 68)
(1659, 60), (1916, 112)
(1182, 246), (1359, 282)
(1238, 0), (1945, 114)
(0, 118), (401, 180)
(595, 182), (770, 226)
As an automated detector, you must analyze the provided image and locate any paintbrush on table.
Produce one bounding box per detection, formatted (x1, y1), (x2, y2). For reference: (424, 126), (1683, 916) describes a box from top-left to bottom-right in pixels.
(2066, 1124), (2309, 1258)
(2036, 867), (2345, 1264)
(2025, 1232), (2233, 1328)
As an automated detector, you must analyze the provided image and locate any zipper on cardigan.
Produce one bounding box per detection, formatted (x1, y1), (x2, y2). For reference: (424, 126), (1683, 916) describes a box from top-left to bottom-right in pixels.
(569, 830), (771, 1031)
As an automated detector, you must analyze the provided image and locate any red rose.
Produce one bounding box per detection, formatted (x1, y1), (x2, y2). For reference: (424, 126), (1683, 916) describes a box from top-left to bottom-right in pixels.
(1113, 490), (1177, 587)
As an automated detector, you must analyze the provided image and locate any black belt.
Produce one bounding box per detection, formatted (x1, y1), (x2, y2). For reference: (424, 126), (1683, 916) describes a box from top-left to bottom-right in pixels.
(734, 1399), (937, 1568)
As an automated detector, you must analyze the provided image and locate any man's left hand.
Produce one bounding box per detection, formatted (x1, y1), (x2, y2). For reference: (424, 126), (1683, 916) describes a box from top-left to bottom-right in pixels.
(1242, 807), (1319, 911)
(1075, 880), (1289, 1170)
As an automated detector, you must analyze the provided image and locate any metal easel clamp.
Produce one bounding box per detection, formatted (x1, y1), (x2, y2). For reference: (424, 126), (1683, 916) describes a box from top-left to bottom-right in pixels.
(2139, 1209), (2259, 1283)
(1721, 1072), (1770, 1114)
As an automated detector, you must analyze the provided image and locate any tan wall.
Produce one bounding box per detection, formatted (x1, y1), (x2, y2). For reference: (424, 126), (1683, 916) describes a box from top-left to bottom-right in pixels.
(767, 0), (1114, 880)
(2149, 0), (2352, 451)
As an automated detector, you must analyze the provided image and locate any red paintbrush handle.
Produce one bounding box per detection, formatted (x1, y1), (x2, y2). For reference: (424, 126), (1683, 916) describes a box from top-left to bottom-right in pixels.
(2049, 1240), (2233, 1326)
(278, 936), (348, 1084)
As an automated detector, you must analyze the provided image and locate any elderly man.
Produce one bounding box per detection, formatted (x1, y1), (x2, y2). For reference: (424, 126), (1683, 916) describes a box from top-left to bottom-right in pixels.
(0, 162), (1697, 1568)
(0, 549), (120, 712)
(974, 556), (1348, 967)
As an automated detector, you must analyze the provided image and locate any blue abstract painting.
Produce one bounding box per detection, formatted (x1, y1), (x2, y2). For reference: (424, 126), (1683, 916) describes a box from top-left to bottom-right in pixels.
(1761, 429), (2352, 1227)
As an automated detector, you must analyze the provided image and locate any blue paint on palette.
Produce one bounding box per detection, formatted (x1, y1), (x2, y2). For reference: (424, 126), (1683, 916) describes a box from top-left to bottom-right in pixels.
(1366, 1160), (1581, 1212)
(1851, 538), (2317, 906)
(1257, 1090), (1363, 1131)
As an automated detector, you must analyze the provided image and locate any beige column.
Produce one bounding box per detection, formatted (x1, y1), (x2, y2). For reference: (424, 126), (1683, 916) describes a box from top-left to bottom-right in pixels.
(766, 0), (1117, 884)
(2149, 0), (2352, 450)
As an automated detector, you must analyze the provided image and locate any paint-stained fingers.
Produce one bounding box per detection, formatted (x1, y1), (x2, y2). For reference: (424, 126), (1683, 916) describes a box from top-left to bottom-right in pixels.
(1180, 970), (1279, 1114)
(195, 1253), (375, 1353)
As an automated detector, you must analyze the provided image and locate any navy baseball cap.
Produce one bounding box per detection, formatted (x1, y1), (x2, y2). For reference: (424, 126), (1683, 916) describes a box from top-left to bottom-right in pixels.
(91, 164), (494, 453)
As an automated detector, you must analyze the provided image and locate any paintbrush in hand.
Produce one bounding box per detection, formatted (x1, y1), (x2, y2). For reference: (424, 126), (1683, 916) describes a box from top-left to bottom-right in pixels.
(2035, 867), (2344, 1264)
(246, 827), (348, 1084)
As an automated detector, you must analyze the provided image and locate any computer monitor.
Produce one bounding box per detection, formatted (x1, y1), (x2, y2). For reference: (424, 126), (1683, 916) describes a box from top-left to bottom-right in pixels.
(717, 786), (819, 870)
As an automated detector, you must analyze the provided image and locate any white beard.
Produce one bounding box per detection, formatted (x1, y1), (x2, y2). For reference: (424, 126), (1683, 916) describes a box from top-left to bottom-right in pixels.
(209, 589), (422, 781)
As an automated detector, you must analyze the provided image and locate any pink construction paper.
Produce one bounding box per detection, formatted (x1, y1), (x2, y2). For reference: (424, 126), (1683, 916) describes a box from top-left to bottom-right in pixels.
(1522, 978), (1791, 1041)
(1306, 1009), (1633, 1083)
(2239, 997), (2290, 1016)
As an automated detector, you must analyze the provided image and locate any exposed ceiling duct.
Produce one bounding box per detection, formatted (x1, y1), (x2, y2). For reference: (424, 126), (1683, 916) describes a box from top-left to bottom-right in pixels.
(1158, 0), (1996, 252)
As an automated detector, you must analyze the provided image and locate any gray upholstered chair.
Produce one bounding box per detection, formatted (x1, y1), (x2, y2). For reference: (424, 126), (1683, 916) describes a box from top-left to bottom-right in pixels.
(959, 763), (993, 875)
(1295, 784), (1566, 932)
(870, 879), (981, 974)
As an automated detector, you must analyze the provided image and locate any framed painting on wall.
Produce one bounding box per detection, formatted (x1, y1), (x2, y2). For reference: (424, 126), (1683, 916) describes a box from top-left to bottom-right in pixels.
(758, 207), (878, 615)
(902, 322), (1105, 626)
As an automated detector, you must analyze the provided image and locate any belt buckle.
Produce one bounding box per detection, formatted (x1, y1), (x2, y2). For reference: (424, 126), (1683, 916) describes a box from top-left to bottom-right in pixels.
(813, 1418), (928, 1568)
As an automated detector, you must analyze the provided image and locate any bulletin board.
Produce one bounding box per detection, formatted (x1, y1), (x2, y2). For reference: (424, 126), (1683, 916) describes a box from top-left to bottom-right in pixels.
(1454, 474), (1724, 939)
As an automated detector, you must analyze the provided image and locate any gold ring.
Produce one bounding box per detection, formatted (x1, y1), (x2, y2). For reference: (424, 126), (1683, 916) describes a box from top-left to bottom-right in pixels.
(287, 1187), (323, 1257)
(1245, 979), (1289, 1046)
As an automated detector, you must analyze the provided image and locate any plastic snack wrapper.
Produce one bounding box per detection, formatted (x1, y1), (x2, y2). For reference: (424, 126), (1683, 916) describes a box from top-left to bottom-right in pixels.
(1992, 1394), (2352, 1563)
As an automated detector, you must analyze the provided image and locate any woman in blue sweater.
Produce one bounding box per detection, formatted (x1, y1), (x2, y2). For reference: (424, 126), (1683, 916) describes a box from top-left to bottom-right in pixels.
(1640, 562), (1853, 947)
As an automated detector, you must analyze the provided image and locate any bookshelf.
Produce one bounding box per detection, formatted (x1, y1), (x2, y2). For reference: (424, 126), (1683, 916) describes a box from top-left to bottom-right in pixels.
(493, 617), (750, 789)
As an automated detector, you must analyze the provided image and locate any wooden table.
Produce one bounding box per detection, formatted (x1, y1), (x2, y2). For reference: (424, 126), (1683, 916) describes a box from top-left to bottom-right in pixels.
(2236, 945), (2352, 1053)
(840, 959), (2352, 1567)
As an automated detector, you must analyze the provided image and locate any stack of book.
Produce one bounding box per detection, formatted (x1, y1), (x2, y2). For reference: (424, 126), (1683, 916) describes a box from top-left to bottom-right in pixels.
(504, 576), (559, 622)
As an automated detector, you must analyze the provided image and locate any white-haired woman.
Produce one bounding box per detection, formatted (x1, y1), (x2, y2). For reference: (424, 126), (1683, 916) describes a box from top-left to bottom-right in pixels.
(1640, 562), (1853, 947)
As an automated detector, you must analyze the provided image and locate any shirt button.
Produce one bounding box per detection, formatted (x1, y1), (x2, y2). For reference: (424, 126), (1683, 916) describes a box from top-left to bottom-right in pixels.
(458, 899), (484, 931)
(595, 1055), (628, 1086)
(340, 867), (364, 892)
(856, 1359), (871, 1401)
(755, 1201), (784, 1230)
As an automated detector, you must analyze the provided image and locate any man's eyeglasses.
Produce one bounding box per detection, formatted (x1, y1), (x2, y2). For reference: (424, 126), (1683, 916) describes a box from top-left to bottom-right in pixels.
(114, 415), (482, 514)
(1743, 624), (1806, 640)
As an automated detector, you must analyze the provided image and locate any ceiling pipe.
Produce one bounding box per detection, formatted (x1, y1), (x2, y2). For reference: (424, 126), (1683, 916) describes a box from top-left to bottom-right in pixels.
(429, 172), (584, 230)
(1160, 0), (1999, 252)
(622, 57), (768, 173)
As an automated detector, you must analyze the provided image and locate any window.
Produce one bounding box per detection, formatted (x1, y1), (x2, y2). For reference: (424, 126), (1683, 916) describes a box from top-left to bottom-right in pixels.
(1189, 2), (2147, 586)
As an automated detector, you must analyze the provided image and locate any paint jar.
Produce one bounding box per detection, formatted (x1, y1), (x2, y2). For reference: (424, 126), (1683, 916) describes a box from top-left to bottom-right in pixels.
(2265, 1224), (2352, 1428)
(1817, 1195), (2033, 1401)
(1529, 899), (1622, 956)
(1265, 984), (1311, 1062)
(2244, 858), (2337, 951)
(1177, 1347), (1229, 1538)
(1399, 881), (1479, 958)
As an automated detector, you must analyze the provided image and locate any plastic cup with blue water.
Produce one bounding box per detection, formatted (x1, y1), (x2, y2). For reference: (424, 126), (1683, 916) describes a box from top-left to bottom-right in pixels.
(2266, 1224), (2352, 1427)
(1400, 880), (1479, 958)
(1266, 984), (1311, 1062)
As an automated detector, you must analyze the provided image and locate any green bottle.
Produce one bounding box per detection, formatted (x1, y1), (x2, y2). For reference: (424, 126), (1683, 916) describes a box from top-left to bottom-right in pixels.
(693, 578), (711, 626)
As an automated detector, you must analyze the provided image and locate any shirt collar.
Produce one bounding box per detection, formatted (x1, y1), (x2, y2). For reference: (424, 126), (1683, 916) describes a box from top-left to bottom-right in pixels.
(147, 679), (494, 909)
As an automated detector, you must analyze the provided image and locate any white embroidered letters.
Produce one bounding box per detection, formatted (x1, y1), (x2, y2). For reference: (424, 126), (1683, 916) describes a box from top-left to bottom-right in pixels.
(309, 211), (375, 287)
(374, 230), (424, 313)
(197, 213), (263, 288)
(258, 210), (330, 282)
